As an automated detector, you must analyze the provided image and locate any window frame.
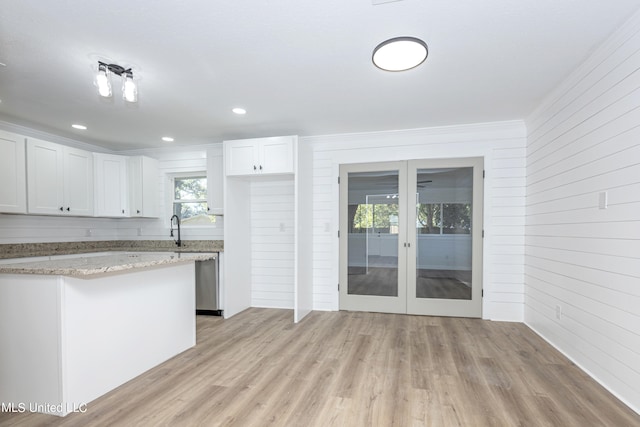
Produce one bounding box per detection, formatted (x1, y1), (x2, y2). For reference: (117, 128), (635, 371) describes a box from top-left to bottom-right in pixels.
(167, 171), (216, 227)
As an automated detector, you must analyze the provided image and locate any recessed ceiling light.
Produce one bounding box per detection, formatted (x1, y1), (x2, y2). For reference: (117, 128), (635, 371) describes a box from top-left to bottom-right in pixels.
(232, 107), (247, 115)
(72, 124), (87, 130)
(372, 36), (428, 71)
(162, 136), (174, 142)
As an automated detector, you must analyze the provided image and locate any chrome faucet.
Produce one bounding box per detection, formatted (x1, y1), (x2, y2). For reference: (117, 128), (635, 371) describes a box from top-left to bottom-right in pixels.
(170, 214), (182, 247)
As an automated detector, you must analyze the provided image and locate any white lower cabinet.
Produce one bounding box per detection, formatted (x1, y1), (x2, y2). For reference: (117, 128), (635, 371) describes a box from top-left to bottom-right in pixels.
(27, 138), (94, 216)
(0, 130), (27, 214)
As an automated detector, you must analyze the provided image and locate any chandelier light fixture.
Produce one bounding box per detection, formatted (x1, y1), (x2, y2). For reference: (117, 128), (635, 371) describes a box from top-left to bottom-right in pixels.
(372, 36), (428, 72)
(96, 61), (138, 102)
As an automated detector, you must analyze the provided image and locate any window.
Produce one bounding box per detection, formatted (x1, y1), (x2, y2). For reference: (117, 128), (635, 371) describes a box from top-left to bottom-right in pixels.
(417, 203), (470, 234)
(172, 175), (216, 225)
(351, 202), (399, 234)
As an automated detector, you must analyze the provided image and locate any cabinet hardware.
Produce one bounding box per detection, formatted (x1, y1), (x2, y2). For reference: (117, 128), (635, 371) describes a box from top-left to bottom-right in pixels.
(59, 207), (63, 211)
(137, 210), (141, 214)
(253, 165), (257, 171)
(122, 209), (125, 214)
(259, 165), (263, 170)
(66, 207), (70, 211)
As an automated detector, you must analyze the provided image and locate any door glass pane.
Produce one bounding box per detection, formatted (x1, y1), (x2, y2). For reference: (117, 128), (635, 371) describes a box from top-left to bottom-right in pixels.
(347, 171), (399, 296)
(415, 168), (473, 300)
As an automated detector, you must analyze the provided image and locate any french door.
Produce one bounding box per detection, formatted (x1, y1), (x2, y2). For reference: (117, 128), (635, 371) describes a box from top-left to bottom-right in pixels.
(339, 158), (483, 317)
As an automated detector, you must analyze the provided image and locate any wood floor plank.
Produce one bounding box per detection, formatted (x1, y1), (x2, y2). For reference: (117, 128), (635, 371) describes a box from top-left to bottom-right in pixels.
(1, 308), (639, 427)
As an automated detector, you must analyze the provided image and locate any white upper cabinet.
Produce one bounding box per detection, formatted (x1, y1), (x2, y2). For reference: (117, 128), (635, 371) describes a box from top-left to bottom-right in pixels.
(27, 138), (94, 216)
(224, 136), (295, 176)
(129, 156), (159, 218)
(0, 130), (27, 214)
(94, 153), (129, 217)
(206, 147), (224, 215)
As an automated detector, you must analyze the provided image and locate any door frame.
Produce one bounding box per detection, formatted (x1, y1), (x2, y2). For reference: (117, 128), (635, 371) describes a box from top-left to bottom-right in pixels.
(406, 157), (484, 317)
(338, 157), (484, 318)
(339, 161), (408, 314)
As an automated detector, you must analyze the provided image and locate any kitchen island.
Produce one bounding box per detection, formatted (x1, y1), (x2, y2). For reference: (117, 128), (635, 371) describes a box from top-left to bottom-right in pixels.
(0, 252), (215, 416)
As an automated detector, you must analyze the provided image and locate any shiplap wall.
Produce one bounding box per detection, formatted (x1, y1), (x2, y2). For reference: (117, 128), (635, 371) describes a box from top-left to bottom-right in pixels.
(524, 12), (640, 413)
(303, 121), (527, 320)
(250, 178), (295, 308)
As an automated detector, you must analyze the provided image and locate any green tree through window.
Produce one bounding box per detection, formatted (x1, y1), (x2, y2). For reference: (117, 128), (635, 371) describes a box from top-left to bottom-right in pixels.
(173, 176), (216, 224)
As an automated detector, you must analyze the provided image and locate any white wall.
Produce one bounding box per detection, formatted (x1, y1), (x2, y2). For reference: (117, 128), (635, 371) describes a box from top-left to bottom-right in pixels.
(524, 12), (640, 413)
(250, 177), (295, 309)
(304, 121), (527, 321)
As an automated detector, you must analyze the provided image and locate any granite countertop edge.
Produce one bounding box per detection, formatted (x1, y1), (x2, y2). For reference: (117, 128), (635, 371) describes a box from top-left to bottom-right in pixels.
(0, 240), (224, 260)
(0, 252), (217, 277)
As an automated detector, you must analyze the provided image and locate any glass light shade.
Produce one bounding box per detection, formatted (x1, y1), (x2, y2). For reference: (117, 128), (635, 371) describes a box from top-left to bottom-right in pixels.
(372, 37), (428, 71)
(96, 66), (112, 97)
(123, 74), (137, 103)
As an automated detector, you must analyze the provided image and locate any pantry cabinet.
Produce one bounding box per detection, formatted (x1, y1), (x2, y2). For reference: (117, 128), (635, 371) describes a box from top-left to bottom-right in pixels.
(0, 130), (27, 214)
(224, 135), (294, 176)
(26, 138), (94, 216)
(223, 135), (313, 324)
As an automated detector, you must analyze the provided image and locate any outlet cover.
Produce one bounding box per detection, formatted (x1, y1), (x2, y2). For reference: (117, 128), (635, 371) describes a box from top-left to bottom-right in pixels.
(555, 305), (562, 320)
(598, 191), (608, 209)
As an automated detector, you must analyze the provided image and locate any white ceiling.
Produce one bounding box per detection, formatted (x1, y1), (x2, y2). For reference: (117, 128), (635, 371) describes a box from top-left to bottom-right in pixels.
(1, 0), (639, 151)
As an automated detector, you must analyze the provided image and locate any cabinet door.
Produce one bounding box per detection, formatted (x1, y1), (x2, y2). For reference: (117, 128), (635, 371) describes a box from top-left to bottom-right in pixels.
(224, 140), (259, 176)
(129, 156), (158, 217)
(27, 138), (64, 215)
(94, 154), (128, 217)
(140, 156), (159, 218)
(260, 136), (294, 174)
(0, 131), (27, 213)
(129, 156), (143, 217)
(63, 147), (94, 216)
(207, 148), (224, 215)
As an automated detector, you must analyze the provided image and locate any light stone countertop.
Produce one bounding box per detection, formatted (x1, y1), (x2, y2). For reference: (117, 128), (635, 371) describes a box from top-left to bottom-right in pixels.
(0, 240), (223, 260)
(0, 252), (216, 277)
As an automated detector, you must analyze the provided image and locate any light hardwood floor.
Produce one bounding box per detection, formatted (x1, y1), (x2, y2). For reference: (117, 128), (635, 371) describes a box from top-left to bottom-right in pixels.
(2, 308), (639, 426)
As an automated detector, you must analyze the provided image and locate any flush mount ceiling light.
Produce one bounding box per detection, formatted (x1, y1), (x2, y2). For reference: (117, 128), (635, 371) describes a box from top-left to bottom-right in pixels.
(71, 124), (87, 130)
(232, 107), (247, 115)
(372, 36), (428, 71)
(96, 61), (138, 102)
(162, 136), (174, 142)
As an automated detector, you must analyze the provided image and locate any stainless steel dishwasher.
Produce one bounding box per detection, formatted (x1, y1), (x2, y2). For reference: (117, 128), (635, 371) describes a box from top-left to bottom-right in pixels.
(194, 254), (222, 316)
